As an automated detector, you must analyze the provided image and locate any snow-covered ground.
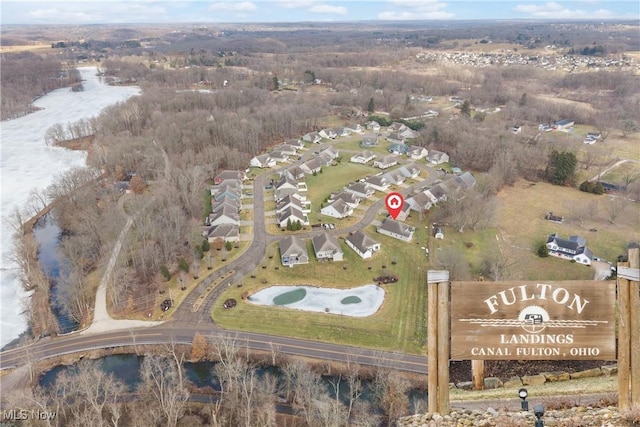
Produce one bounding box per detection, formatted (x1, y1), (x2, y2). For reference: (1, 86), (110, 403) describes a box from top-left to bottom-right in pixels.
(0, 67), (139, 348)
(248, 284), (385, 317)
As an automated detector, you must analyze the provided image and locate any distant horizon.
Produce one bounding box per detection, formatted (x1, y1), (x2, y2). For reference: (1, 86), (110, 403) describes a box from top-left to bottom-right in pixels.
(1, 1), (638, 26)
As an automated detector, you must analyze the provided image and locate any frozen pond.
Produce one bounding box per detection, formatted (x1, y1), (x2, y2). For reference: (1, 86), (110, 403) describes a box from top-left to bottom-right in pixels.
(0, 67), (139, 348)
(248, 285), (385, 317)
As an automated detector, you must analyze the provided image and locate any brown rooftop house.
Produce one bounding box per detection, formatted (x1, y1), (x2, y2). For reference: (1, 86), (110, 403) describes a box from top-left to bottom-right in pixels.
(345, 230), (381, 259)
(214, 170), (246, 185)
(312, 233), (344, 262)
(280, 235), (309, 267)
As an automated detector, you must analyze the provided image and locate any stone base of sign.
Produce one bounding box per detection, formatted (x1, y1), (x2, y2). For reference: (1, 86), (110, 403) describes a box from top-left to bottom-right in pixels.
(570, 367), (602, 379)
(450, 364), (617, 391)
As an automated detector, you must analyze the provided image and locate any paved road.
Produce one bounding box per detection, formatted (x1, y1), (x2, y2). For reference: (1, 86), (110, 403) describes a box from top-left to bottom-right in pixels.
(0, 322), (427, 373)
(1, 139), (438, 374)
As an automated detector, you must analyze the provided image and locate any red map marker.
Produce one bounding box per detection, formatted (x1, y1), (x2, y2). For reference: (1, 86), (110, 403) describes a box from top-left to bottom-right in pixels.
(384, 192), (404, 220)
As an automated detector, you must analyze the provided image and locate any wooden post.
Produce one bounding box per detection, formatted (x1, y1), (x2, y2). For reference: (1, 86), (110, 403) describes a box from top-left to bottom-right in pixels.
(437, 276), (450, 414)
(618, 247), (640, 410)
(617, 258), (630, 410)
(472, 360), (485, 390)
(629, 248), (640, 407)
(427, 277), (439, 414)
(427, 270), (450, 415)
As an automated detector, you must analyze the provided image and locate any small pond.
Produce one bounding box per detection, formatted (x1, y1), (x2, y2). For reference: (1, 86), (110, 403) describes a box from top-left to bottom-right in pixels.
(248, 284), (384, 317)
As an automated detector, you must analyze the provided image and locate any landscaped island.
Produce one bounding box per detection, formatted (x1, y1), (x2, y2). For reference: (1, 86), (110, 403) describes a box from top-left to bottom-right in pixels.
(248, 284), (385, 317)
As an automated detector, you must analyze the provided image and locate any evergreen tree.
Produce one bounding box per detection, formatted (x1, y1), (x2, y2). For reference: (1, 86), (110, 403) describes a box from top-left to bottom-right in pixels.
(545, 150), (577, 186)
(367, 97), (375, 113)
(460, 100), (471, 117)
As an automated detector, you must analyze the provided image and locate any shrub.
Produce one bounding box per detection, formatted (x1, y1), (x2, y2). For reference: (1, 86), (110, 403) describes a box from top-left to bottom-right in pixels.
(160, 265), (171, 281)
(225, 241), (233, 251)
(201, 239), (210, 252)
(178, 257), (189, 272)
(537, 244), (549, 257)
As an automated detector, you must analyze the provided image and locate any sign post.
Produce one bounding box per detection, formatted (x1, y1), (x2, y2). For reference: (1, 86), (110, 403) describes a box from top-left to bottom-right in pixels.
(618, 247), (640, 410)
(427, 270), (450, 415)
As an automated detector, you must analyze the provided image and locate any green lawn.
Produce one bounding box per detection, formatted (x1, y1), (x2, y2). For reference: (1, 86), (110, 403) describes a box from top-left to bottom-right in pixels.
(212, 216), (432, 354)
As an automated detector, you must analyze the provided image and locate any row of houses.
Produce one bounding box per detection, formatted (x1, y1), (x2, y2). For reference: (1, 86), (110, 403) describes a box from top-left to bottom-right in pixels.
(406, 171), (476, 212)
(280, 217), (416, 267)
(205, 170), (249, 242)
(273, 174), (310, 229)
(302, 123), (364, 144)
(250, 139), (306, 168)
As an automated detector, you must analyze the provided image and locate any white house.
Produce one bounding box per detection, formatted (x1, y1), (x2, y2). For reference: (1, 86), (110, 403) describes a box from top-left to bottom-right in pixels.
(345, 230), (381, 259)
(408, 146), (428, 160)
(364, 175), (390, 192)
(328, 191), (361, 208)
(302, 132), (322, 144)
(277, 206), (309, 228)
(319, 128), (337, 139)
(280, 235), (309, 267)
(377, 218), (415, 242)
(366, 121), (381, 132)
(546, 234), (593, 266)
(344, 182), (374, 198)
(373, 155), (398, 170)
(320, 199), (354, 219)
(397, 163), (420, 179)
(426, 150), (449, 165)
(350, 150), (376, 164)
(205, 223), (240, 243)
(312, 233), (344, 262)
(250, 153), (276, 168)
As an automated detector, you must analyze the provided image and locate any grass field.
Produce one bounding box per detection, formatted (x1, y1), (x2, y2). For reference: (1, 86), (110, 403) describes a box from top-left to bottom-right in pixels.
(212, 217), (433, 354)
(494, 179), (639, 265)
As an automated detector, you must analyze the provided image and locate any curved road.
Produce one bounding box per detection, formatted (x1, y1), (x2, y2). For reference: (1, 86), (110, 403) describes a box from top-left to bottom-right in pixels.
(1, 139), (438, 375)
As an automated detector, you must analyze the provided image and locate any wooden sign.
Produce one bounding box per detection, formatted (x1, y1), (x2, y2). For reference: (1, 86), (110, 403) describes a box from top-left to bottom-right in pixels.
(450, 281), (615, 360)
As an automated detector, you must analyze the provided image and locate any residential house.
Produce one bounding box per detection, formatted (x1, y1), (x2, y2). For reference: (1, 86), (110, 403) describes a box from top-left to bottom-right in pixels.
(347, 123), (364, 134)
(280, 235), (309, 267)
(408, 146), (428, 160)
(213, 183), (242, 202)
(382, 169), (406, 186)
(388, 142), (409, 155)
(452, 171), (476, 191)
(328, 191), (361, 208)
(344, 182), (375, 199)
(345, 230), (381, 259)
(406, 191), (433, 212)
(319, 128), (337, 139)
(312, 233), (344, 262)
(373, 155), (398, 170)
(214, 170), (246, 185)
(320, 199), (354, 219)
(276, 174), (307, 192)
(377, 218), (415, 242)
(277, 206), (309, 228)
(366, 121), (381, 132)
(250, 153), (276, 168)
(360, 137), (379, 148)
(350, 150), (376, 164)
(277, 194), (310, 214)
(205, 223), (240, 243)
(546, 233), (593, 266)
(397, 163), (420, 179)
(302, 132), (322, 144)
(364, 175), (390, 192)
(300, 158), (323, 175)
(387, 133), (406, 145)
(396, 202), (411, 221)
(398, 128), (419, 139)
(318, 146), (339, 163)
(388, 122), (408, 133)
(208, 205), (240, 227)
(211, 196), (241, 213)
(283, 166), (305, 180)
(424, 183), (449, 204)
(285, 139), (305, 149)
(426, 150), (449, 165)
(332, 127), (351, 137)
(269, 150), (289, 163)
(277, 144), (298, 156)
(554, 119), (574, 131)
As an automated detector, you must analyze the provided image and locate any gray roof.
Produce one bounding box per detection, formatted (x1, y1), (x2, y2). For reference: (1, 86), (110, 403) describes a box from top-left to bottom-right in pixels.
(346, 230), (379, 253)
(280, 235), (308, 258)
(345, 181), (373, 195)
(312, 233), (342, 255)
(377, 218), (414, 238)
(206, 223), (239, 239)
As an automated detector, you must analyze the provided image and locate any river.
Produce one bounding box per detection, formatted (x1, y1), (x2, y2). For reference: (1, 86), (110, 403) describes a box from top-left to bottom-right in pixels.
(0, 66), (139, 348)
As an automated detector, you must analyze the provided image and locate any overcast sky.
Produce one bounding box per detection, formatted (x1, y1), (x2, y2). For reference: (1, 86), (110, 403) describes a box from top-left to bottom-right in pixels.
(1, 1), (638, 25)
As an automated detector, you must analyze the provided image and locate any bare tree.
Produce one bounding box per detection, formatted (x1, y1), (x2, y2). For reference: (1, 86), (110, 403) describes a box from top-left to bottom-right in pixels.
(604, 197), (627, 224)
(435, 246), (469, 281)
(482, 249), (519, 281)
(139, 355), (190, 427)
